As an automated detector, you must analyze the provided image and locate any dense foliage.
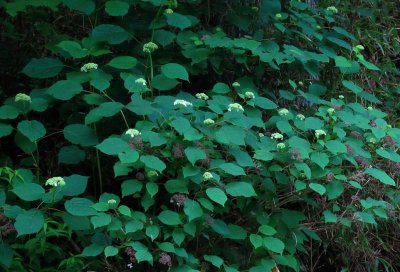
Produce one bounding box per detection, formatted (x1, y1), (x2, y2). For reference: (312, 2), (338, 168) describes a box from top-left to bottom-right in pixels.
(0, 0), (399, 271)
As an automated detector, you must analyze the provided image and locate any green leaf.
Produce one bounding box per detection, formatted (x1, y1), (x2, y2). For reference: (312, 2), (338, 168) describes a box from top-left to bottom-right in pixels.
(12, 183), (45, 201)
(304, 117), (324, 130)
(342, 80), (363, 94)
(226, 182), (256, 197)
(364, 168), (395, 186)
(263, 237), (285, 254)
(325, 140), (347, 154)
(22, 58), (63, 79)
(47, 80), (83, 100)
(146, 225), (160, 241)
(107, 56), (137, 69)
(161, 63), (189, 81)
(354, 212), (376, 224)
(126, 219), (144, 233)
(249, 234), (263, 249)
(96, 137), (128, 155)
(0, 105), (19, 119)
(204, 255), (224, 268)
(165, 179), (188, 194)
(158, 210), (182, 225)
(118, 149), (139, 164)
(184, 147), (206, 166)
(215, 125), (246, 146)
(219, 163), (245, 176)
(359, 59), (380, 71)
(323, 210), (337, 223)
(135, 250), (153, 264)
(92, 24), (129, 44)
(57, 41), (88, 58)
(17, 120), (46, 142)
(91, 213), (112, 229)
(146, 182), (158, 198)
(62, 0), (95, 14)
(206, 187), (227, 206)
(335, 56), (352, 68)
(0, 243), (13, 268)
(326, 180), (344, 200)
(58, 175), (88, 197)
(58, 145), (85, 164)
(65, 197), (97, 216)
(309, 183), (326, 195)
(254, 97), (277, 109)
(118, 205), (131, 216)
(121, 179), (142, 197)
(140, 155), (166, 172)
(310, 152), (329, 169)
(151, 74), (179, 91)
(105, 0), (129, 16)
(183, 199), (203, 222)
(104, 246), (118, 257)
(166, 13), (192, 30)
(259, 225), (277, 236)
(14, 209), (44, 236)
(63, 124), (98, 146)
(81, 244), (105, 257)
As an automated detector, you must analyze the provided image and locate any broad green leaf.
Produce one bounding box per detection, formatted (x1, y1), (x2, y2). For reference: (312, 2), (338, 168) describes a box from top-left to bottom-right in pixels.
(219, 163), (245, 176)
(15, 209), (44, 236)
(161, 63), (189, 81)
(17, 120), (46, 142)
(183, 199), (203, 222)
(309, 183), (326, 195)
(81, 244), (105, 257)
(146, 225), (160, 241)
(165, 179), (188, 193)
(57, 41), (88, 58)
(47, 80), (83, 100)
(325, 140), (347, 154)
(22, 58), (63, 79)
(206, 187), (227, 206)
(91, 213), (112, 229)
(250, 234), (263, 249)
(140, 155), (166, 172)
(323, 210), (337, 223)
(96, 137), (128, 155)
(92, 24), (129, 44)
(204, 255), (224, 268)
(326, 180), (344, 200)
(105, 1), (129, 16)
(354, 211), (376, 224)
(0, 105), (19, 119)
(121, 179), (142, 197)
(65, 197), (97, 216)
(62, 0), (95, 14)
(364, 168), (395, 186)
(158, 210), (182, 225)
(63, 124), (98, 146)
(58, 175), (89, 197)
(334, 56), (352, 68)
(104, 246), (118, 257)
(58, 145), (85, 164)
(376, 148), (400, 163)
(126, 219), (144, 233)
(259, 225), (277, 236)
(226, 182), (256, 197)
(254, 97), (277, 109)
(342, 80), (363, 94)
(151, 74), (179, 91)
(118, 205), (131, 216)
(304, 117), (324, 130)
(118, 149), (139, 164)
(215, 125), (246, 146)
(12, 183), (45, 201)
(184, 147), (206, 166)
(135, 250), (153, 263)
(166, 13), (192, 30)
(310, 152), (329, 169)
(263, 237), (285, 254)
(0, 243), (13, 268)
(146, 182), (158, 198)
(107, 56), (137, 69)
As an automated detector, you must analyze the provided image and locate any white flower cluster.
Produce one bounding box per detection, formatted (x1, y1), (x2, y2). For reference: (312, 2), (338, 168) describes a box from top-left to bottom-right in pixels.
(15, 93), (31, 103)
(203, 172), (213, 181)
(45, 177), (65, 187)
(276, 143), (286, 150)
(271, 133), (283, 141)
(228, 103), (244, 112)
(174, 99), (193, 108)
(80, 63), (98, 72)
(244, 91), (255, 99)
(203, 118), (215, 125)
(126, 129), (141, 138)
(326, 6), (338, 13)
(315, 129), (326, 138)
(195, 93), (209, 100)
(143, 42), (158, 54)
(296, 114), (305, 120)
(232, 82), (240, 87)
(327, 108), (335, 115)
(278, 108), (289, 116)
(135, 78), (147, 86)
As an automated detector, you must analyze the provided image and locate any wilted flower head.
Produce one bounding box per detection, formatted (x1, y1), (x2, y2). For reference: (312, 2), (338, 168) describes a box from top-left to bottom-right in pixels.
(228, 103), (244, 112)
(232, 82), (240, 87)
(278, 108), (289, 116)
(203, 118), (215, 125)
(315, 129), (326, 138)
(170, 194), (188, 207)
(164, 8), (174, 14)
(271, 133), (283, 141)
(15, 93), (31, 103)
(174, 99), (193, 108)
(158, 252), (172, 267)
(135, 78), (147, 86)
(245, 91), (255, 99)
(326, 6), (338, 13)
(296, 114), (305, 120)
(203, 172), (213, 181)
(143, 42), (158, 53)
(195, 93), (209, 100)
(327, 108), (335, 115)
(80, 62), (98, 72)
(45, 176), (65, 187)
(276, 143), (286, 150)
(126, 129), (141, 138)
